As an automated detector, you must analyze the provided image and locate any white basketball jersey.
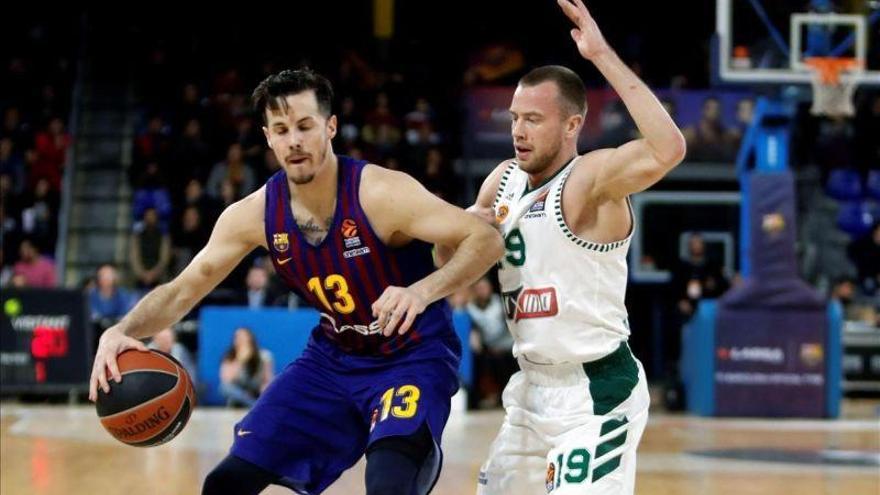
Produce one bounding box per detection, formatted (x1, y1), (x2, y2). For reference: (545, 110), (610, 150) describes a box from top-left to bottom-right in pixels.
(493, 158), (634, 364)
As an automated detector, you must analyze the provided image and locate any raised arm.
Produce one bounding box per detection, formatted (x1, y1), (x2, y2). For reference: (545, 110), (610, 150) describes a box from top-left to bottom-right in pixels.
(362, 166), (504, 335)
(558, 0), (686, 201)
(89, 189), (265, 401)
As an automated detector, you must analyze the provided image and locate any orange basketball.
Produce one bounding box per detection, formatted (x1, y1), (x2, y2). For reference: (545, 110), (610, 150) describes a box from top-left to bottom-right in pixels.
(95, 349), (195, 447)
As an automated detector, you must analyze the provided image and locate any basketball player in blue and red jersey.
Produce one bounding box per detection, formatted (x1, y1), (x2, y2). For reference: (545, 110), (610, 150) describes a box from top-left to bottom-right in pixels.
(88, 68), (504, 494)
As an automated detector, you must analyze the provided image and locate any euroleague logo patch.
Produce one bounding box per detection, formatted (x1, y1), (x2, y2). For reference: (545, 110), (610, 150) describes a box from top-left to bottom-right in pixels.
(341, 219), (365, 250)
(545, 461), (556, 492)
(496, 204), (509, 223)
(341, 219), (358, 238)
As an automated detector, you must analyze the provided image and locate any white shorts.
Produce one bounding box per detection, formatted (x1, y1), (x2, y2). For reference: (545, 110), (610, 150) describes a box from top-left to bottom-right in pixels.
(477, 344), (649, 495)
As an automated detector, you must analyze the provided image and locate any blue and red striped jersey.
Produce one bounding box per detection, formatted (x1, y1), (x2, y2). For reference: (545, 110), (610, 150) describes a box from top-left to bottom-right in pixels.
(264, 155), (456, 356)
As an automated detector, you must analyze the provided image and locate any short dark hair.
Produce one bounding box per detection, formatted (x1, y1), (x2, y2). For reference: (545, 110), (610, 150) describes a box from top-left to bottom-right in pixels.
(519, 65), (587, 117)
(252, 68), (334, 122)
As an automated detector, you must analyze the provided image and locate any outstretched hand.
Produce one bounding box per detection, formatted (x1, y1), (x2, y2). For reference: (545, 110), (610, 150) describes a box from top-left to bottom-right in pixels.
(557, 0), (610, 61)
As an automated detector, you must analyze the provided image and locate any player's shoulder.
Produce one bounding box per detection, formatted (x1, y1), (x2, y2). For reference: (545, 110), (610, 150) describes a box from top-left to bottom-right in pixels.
(566, 149), (613, 196)
(475, 159), (518, 208)
(361, 163), (423, 196)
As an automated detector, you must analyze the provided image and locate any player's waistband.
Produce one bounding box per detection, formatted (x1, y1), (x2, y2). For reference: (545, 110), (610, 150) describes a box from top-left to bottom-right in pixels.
(517, 342), (635, 387)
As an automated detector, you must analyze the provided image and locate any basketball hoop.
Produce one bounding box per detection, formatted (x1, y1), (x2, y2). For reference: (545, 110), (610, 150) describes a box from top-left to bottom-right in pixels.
(804, 57), (861, 117)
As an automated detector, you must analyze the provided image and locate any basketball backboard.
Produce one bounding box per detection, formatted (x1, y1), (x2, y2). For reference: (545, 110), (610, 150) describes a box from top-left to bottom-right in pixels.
(714, 0), (880, 86)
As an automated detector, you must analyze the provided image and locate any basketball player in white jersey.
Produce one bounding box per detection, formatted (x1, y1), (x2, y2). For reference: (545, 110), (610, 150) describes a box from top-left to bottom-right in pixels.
(441, 1), (685, 493)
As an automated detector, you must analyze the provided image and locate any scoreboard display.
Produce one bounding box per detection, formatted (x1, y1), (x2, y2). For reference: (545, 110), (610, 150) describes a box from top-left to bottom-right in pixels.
(1, 289), (92, 392)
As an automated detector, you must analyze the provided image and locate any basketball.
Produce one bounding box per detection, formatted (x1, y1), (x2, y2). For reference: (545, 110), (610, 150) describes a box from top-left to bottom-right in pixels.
(95, 350), (196, 447)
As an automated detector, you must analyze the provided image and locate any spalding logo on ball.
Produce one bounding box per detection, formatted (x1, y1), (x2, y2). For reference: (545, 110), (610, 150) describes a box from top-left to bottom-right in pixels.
(95, 349), (196, 447)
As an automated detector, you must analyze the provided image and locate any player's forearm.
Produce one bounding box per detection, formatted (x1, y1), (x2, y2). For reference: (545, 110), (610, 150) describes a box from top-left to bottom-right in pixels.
(591, 50), (685, 164)
(433, 244), (454, 268)
(413, 229), (503, 304)
(114, 281), (196, 339)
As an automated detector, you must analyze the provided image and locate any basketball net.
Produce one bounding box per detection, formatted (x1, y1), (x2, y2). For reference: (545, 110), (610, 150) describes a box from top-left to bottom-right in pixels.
(804, 57), (861, 117)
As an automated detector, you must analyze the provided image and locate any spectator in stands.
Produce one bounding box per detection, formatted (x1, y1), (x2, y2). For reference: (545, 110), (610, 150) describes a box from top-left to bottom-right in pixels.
(725, 97), (755, 152)
(134, 115), (172, 168)
(219, 327), (274, 408)
(364, 92), (398, 129)
(182, 179), (219, 224)
(683, 96), (731, 162)
(149, 327), (198, 388)
(0, 137), (26, 195)
(174, 83), (209, 128)
(12, 237), (56, 287)
(131, 162), (173, 228)
(206, 143), (255, 200)
(668, 233), (729, 391)
(20, 177), (59, 252)
(88, 263), (134, 323)
(235, 118), (264, 161)
(30, 116), (71, 191)
(0, 247), (14, 287)
(172, 205), (210, 275)
(404, 97), (435, 138)
(170, 118), (213, 193)
(362, 122), (401, 162)
(467, 276), (514, 408)
(217, 178), (239, 212)
(130, 207), (172, 289)
(337, 96), (362, 150)
(257, 148), (282, 185)
(0, 174), (23, 257)
(419, 148), (457, 201)
(848, 222), (880, 296)
(241, 265), (284, 309)
(673, 233), (729, 319)
(2, 106), (31, 151)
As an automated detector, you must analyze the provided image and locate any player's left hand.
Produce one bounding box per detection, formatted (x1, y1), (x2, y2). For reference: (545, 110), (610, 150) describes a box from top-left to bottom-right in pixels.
(557, 0), (610, 61)
(372, 286), (428, 336)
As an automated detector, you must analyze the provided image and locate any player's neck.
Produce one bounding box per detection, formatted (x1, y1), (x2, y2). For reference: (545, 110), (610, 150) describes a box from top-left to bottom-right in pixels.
(527, 146), (577, 189)
(289, 151), (338, 209)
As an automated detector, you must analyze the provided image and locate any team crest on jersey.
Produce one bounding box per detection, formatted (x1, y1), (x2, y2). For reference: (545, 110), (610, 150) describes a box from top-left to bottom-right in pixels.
(496, 204), (509, 223)
(503, 287), (559, 322)
(545, 462), (556, 492)
(273, 233), (289, 252)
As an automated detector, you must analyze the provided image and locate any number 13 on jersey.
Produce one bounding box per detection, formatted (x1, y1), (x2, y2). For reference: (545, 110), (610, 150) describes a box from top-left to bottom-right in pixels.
(307, 274), (356, 314)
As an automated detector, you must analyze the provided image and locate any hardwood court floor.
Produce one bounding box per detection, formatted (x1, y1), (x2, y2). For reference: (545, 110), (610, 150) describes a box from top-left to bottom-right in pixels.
(1, 400), (878, 495)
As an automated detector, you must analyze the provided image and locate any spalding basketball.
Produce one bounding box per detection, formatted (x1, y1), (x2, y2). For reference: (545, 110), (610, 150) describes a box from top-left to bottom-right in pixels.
(95, 349), (195, 447)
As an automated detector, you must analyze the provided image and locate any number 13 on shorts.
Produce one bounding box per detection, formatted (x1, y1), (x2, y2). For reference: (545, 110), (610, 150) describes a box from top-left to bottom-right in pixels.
(370, 385), (421, 431)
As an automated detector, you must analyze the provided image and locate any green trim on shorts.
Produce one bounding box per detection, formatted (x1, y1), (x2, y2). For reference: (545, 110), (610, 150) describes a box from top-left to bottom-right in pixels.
(582, 343), (639, 416)
(592, 454), (622, 483)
